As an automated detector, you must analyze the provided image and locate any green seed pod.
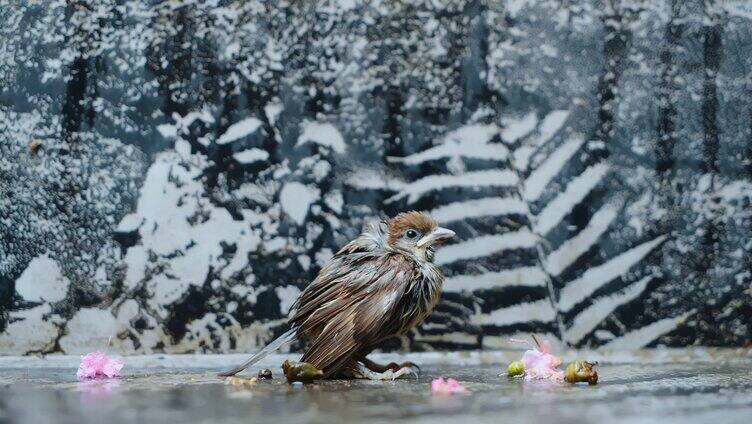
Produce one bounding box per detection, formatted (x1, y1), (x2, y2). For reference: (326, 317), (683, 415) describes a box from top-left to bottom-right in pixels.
(282, 359), (324, 383)
(507, 360), (525, 377)
(564, 360), (598, 385)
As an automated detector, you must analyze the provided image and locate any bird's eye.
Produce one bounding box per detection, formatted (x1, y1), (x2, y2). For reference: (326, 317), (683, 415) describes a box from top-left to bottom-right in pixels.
(405, 229), (419, 239)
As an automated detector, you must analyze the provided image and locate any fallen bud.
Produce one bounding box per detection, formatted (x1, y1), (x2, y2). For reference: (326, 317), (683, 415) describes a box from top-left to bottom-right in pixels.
(564, 361), (598, 385)
(507, 360), (525, 377)
(282, 359), (324, 383)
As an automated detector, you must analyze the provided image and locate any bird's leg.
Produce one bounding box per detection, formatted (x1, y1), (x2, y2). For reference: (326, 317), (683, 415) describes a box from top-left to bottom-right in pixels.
(397, 361), (421, 373)
(361, 357), (421, 373)
(360, 357), (398, 372)
(351, 358), (419, 380)
(352, 361), (417, 381)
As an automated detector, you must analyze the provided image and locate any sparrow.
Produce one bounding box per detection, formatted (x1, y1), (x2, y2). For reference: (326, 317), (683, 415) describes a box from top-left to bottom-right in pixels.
(219, 211), (455, 380)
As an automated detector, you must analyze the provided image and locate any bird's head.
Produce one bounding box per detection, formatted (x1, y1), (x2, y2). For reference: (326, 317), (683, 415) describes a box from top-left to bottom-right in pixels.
(387, 211), (455, 262)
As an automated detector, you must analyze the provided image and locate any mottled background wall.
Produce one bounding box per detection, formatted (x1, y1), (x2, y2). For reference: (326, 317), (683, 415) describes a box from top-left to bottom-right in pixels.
(1, 0), (751, 355)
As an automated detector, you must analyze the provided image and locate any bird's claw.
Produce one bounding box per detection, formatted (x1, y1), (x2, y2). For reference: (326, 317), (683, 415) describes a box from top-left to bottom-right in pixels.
(353, 362), (419, 381)
(399, 365), (420, 380)
(398, 361), (421, 373)
(383, 366), (418, 380)
(383, 361), (420, 375)
(391, 362), (420, 379)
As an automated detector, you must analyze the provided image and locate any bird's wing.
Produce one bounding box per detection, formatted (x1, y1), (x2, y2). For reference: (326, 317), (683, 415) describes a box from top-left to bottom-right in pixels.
(299, 255), (415, 376)
(217, 327), (297, 377)
(220, 220), (394, 378)
(290, 222), (390, 333)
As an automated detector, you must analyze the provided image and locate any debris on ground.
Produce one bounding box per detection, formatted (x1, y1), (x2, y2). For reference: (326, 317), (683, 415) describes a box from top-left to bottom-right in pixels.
(281, 360), (324, 383)
(506, 360), (525, 377)
(564, 361), (599, 385)
(257, 368), (273, 379)
(224, 376), (258, 387)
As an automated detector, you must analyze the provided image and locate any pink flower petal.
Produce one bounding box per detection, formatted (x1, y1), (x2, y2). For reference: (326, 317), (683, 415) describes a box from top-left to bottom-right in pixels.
(431, 377), (468, 395)
(102, 358), (124, 378)
(76, 367), (94, 381)
(517, 338), (564, 382)
(77, 352), (125, 381)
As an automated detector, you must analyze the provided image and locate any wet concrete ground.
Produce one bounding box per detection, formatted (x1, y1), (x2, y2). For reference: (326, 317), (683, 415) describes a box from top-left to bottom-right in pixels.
(1, 349), (751, 424)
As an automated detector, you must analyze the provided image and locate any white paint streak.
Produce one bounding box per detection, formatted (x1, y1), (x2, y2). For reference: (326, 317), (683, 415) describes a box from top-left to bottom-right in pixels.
(545, 203), (619, 276)
(500, 112), (537, 143)
(118, 150), (264, 312)
(512, 146), (535, 171)
(264, 102), (283, 125)
(345, 169), (406, 191)
(275, 285), (300, 315)
(387, 169), (518, 204)
(537, 110), (570, 146)
(535, 163), (610, 235)
(279, 182), (320, 225)
(117, 213), (143, 232)
(233, 148), (269, 164)
(217, 117), (263, 144)
(392, 143), (508, 165)
(443, 267), (547, 292)
(603, 312), (693, 350)
(15, 254), (68, 303)
(564, 276), (652, 344)
(524, 135), (585, 201)
(59, 308), (122, 354)
(0, 305), (60, 353)
(430, 197), (528, 224)
(390, 124), (505, 165)
(297, 121), (346, 153)
(471, 299), (556, 326)
(558, 236), (667, 311)
(512, 110), (570, 170)
(436, 229), (538, 265)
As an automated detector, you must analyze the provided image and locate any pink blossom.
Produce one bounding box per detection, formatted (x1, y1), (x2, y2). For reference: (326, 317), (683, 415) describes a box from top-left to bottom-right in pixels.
(76, 351), (125, 381)
(520, 339), (564, 381)
(431, 377), (468, 395)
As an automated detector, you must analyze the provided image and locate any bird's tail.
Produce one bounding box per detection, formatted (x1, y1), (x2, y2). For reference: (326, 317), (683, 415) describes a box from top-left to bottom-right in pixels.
(217, 327), (298, 377)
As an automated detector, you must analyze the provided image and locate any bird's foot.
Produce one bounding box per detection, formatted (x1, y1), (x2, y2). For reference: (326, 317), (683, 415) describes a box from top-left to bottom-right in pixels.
(394, 361), (421, 373)
(353, 361), (419, 380)
(360, 358), (421, 374)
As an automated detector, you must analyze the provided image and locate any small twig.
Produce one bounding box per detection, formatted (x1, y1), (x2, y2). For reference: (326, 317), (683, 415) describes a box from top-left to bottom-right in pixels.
(531, 334), (541, 350)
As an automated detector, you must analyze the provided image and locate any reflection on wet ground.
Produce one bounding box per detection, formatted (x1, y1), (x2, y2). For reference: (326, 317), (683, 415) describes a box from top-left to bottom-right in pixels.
(1, 351), (751, 424)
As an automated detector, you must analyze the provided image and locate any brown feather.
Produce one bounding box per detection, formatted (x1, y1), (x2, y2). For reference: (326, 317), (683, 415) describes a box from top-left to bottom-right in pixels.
(287, 212), (446, 377)
(387, 211), (437, 245)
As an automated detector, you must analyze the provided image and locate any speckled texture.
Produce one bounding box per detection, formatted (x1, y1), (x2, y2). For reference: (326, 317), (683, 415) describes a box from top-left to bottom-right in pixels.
(1, 350), (751, 424)
(2, 1), (752, 356)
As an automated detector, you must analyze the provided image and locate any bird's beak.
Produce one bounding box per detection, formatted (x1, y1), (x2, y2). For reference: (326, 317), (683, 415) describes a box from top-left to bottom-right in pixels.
(417, 227), (456, 247)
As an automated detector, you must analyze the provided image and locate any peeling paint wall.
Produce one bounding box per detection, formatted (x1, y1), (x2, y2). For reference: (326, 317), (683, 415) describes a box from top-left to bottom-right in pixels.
(1, 0), (751, 355)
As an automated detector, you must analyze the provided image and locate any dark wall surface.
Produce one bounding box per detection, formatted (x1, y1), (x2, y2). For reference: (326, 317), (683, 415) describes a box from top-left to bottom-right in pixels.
(1, 0), (751, 354)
